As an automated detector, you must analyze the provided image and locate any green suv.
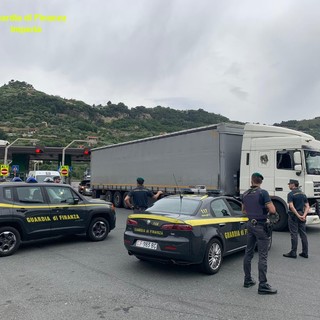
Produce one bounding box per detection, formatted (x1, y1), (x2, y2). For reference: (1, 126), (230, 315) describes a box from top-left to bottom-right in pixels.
(0, 182), (116, 257)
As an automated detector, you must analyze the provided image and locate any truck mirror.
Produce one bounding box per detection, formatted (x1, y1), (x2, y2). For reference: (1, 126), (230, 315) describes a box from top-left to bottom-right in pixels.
(294, 164), (302, 172)
(293, 151), (302, 165)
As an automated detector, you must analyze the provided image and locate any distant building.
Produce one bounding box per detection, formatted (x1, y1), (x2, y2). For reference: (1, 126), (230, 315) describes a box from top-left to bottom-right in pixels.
(87, 136), (98, 145)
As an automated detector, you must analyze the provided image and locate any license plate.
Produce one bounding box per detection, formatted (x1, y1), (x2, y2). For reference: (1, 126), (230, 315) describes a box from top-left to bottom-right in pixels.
(135, 240), (158, 250)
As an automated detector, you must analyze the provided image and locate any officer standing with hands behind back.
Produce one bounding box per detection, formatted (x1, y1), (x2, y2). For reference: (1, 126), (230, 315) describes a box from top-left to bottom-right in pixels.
(242, 172), (277, 295)
(283, 179), (309, 259)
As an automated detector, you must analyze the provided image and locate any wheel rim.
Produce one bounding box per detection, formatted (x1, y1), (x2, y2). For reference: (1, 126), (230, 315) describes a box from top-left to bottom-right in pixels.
(92, 221), (107, 239)
(208, 242), (222, 271)
(0, 231), (17, 253)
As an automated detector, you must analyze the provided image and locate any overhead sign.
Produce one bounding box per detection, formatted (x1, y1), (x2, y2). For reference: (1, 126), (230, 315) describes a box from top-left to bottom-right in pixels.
(1, 164), (9, 176)
(60, 165), (69, 177)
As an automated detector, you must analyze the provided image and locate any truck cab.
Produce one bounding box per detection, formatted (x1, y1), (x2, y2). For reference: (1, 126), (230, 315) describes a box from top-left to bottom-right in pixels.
(240, 124), (320, 231)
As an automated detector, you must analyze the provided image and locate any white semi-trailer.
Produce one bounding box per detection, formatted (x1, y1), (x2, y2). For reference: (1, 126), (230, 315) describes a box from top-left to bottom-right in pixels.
(91, 123), (320, 231)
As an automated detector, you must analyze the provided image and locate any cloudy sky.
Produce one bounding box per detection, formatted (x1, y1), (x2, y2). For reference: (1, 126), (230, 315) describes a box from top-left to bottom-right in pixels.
(1, 0), (320, 124)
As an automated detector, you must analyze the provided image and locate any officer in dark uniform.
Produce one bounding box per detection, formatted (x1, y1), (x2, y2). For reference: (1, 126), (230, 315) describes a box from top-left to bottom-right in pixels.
(124, 177), (163, 213)
(283, 179), (309, 259)
(242, 172), (277, 295)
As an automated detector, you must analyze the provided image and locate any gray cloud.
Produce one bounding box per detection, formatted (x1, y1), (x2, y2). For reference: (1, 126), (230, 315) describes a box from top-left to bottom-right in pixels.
(1, 0), (320, 124)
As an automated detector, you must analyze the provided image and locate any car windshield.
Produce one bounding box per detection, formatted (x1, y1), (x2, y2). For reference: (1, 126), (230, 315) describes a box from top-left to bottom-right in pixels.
(35, 175), (53, 182)
(305, 150), (320, 175)
(146, 197), (201, 215)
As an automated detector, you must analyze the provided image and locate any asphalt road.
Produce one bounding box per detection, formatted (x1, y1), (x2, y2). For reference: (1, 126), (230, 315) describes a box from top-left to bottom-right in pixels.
(1, 208), (320, 320)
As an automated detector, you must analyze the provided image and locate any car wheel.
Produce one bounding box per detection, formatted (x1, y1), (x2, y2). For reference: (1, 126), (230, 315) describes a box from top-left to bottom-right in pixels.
(0, 226), (21, 257)
(201, 238), (223, 274)
(87, 217), (110, 241)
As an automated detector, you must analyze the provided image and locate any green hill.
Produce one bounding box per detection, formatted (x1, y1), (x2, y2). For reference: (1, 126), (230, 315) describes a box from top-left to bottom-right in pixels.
(1, 80), (320, 147)
(0, 80), (233, 147)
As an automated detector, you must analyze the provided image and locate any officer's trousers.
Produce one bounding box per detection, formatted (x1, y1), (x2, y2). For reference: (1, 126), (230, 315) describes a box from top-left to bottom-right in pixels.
(288, 214), (308, 255)
(243, 223), (269, 284)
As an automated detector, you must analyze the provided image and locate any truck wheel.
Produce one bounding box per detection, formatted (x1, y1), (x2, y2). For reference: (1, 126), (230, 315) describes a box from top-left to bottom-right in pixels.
(105, 191), (113, 203)
(0, 227), (21, 257)
(201, 238), (223, 274)
(122, 192), (130, 209)
(114, 191), (123, 208)
(272, 202), (288, 231)
(87, 217), (110, 241)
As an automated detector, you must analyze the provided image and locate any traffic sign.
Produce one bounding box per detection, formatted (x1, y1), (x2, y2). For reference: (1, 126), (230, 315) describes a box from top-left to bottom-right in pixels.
(1, 164), (9, 176)
(11, 165), (20, 174)
(60, 165), (69, 177)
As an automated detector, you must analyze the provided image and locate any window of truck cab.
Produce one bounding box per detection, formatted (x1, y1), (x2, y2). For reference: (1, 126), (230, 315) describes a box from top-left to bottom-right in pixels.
(304, 150), (320, 175)
(276, 151), (294, 170)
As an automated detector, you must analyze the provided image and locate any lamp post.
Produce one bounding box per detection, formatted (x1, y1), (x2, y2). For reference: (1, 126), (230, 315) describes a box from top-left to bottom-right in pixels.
(62, 140), (90, 166)
(4, 138), (39, 165)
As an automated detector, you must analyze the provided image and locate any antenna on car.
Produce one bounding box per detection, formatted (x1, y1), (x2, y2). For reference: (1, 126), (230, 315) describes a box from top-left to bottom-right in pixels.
(173, 173), (183, 213)
(173, 173), (183, 199)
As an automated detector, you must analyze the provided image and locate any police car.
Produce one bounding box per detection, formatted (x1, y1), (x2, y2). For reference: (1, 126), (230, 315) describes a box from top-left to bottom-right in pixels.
(0, 182), (116, 257)
(124, 194), (250, 274)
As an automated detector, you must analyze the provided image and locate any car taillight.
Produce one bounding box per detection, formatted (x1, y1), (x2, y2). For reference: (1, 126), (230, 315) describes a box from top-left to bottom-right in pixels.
(161, 224), (193, 231)
(127, 219), (138, 226)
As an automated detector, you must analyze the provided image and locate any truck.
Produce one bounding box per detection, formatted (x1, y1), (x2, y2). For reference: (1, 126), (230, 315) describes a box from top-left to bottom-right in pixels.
(91, 123), (320, 231)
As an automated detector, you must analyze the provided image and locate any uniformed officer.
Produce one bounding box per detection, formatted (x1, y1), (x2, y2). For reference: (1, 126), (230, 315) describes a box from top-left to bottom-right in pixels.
(124, 177), (163, 213)
(283, 179), (309, 259)
(242, 172), (277, 295)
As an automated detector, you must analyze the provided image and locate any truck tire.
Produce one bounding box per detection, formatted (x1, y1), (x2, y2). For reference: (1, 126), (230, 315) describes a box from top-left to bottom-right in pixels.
(200, 238), (223, 275)
(105, 191), (113, 203)
(114, 191), (123, 208)
(0, 226), (21, 257)
(87, 217), (110, 241)
(122, 192), (130, 209)
(272, 201), (288, 231)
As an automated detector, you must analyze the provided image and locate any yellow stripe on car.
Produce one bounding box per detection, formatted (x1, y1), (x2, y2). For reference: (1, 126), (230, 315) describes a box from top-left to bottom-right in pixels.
(128, 214), (185, 224)
(0, 203), (109, 209)
(185, 217), (248, 226)
(128, 214), (248, 226)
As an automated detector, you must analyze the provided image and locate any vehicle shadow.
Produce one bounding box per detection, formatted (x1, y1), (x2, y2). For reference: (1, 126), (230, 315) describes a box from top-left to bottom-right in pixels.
(124, 250), (245, 277)
(17, 234), (95, 253)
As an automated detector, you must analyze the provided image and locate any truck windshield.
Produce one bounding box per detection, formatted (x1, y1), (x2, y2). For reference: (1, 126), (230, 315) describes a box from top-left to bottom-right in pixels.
(305, 150), (320, 175)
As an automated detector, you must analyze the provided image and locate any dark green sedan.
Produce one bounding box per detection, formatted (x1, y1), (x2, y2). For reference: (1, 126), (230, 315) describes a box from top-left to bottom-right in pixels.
(124, 194), (249, 274)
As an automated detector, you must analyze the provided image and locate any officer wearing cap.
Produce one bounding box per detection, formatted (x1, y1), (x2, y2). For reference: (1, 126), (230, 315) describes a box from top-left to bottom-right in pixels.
(125, 177), (163, 213)
(283, 179), (309, 259)
(242, 172), (277, 295)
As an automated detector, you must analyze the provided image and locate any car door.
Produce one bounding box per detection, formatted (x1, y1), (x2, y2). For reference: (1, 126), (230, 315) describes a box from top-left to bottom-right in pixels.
(225, 198), (248, 247)
(210, 198), (243, 253)
(13, 185), (51, 238)
(45, 185), (89, 234)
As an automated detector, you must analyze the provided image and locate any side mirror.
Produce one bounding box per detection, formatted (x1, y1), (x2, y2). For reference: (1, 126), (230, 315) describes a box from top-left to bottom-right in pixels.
(293, 151), (302, 165)
(73, 198), (79, 204)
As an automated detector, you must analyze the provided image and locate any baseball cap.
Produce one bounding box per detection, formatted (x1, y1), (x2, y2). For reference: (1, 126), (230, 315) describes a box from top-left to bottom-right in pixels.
(252, 172), (264, 180)
(137, 177), (144, 184)
(288, 179), (299, 185)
